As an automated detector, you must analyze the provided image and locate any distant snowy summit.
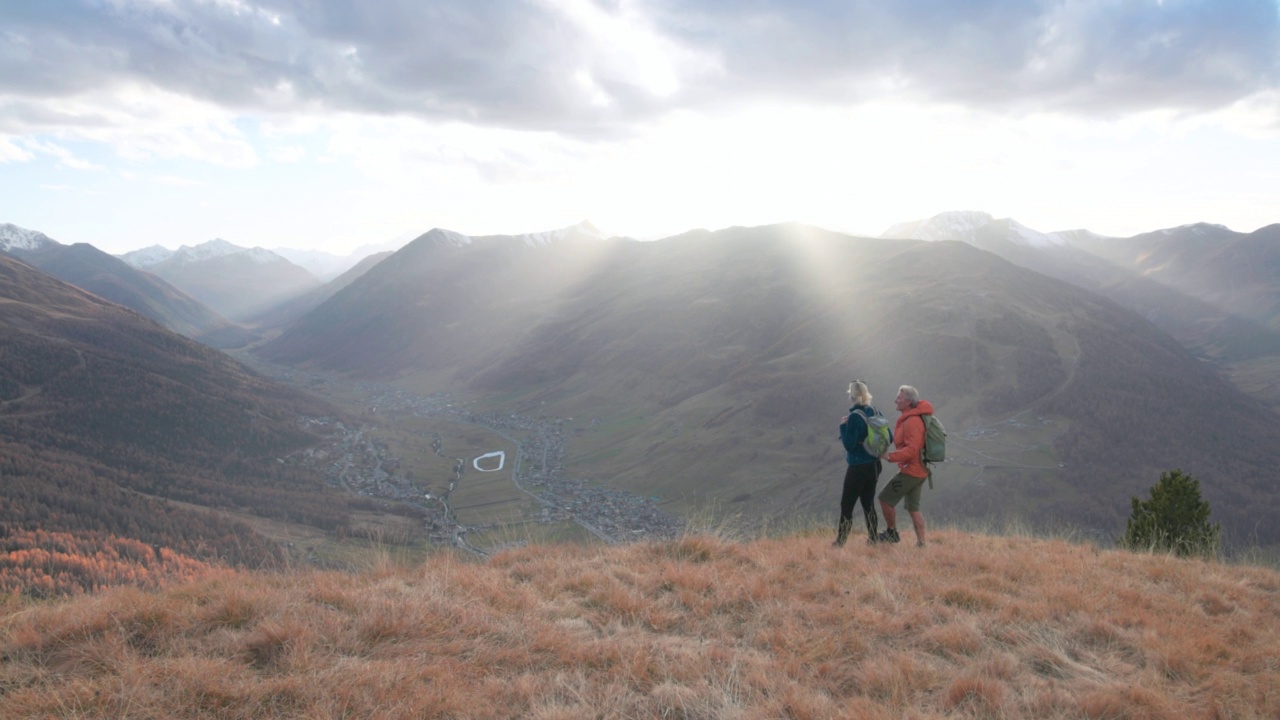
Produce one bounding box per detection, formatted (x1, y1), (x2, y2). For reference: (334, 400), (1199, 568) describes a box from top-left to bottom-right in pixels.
(413, 221), (610, 250)
(882, 211), (998, 242)
(513, 220), (608, 248)
(1158, 222), (1232, 237)
(416, 228), (474, 248)
(0, 223), (57, 253)
(119, 244), (173, 268)
(121, 238), (291, 269)
(882, 211), (1067, 248)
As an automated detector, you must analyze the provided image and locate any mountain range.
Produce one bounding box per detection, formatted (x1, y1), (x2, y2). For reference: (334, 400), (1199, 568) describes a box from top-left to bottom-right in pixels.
(883, 211), (1280, 409)
(257, 220), (1280, 549)
(4, 213), (1278, 564)
(121, 238), (323, 322)
(0, 224), (251, 348)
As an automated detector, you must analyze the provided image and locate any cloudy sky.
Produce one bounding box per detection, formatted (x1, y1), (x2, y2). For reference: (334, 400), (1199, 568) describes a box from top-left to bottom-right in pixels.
(2, 0), (1278, 255)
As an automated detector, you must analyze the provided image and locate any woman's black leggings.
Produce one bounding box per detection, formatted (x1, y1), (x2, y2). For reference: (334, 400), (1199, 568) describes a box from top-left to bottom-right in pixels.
(837, 460), (881, 543)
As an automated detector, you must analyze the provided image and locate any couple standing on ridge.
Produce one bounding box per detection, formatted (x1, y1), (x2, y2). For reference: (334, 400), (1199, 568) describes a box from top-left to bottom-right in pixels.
(834, 381), (934, 548)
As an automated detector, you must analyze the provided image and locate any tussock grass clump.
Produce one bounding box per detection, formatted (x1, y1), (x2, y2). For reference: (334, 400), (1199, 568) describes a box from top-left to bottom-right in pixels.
(3, 531), (1279, 718)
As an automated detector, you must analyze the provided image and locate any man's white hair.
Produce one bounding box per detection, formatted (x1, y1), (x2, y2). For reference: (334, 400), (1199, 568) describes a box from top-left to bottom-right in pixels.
(898, 385), (919, 405)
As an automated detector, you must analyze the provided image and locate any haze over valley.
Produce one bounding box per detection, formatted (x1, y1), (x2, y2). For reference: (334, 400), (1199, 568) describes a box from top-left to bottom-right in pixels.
(4, 211), (1280, 587)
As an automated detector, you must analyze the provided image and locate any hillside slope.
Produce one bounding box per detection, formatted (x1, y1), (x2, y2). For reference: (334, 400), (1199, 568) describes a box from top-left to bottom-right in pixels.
(258, 224), (1280, 548)
(245, 250), (393, 332)
(2, 530), (1277, 719)
(0, 256), (357, 593)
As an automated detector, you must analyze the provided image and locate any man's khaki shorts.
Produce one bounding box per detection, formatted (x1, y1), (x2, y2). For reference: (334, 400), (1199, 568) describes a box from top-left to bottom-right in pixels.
(877, 472), (928, 512)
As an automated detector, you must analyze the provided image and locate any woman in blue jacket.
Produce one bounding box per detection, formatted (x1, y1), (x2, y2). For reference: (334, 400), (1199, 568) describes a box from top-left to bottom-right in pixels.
(834, 380), (889, 546)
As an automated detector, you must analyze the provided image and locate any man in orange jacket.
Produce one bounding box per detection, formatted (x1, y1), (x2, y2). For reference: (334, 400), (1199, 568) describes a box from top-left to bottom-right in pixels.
(877, 385), (934, 546)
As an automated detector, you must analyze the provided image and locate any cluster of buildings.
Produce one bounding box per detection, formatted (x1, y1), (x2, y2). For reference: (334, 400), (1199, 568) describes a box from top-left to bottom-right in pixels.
(285, 375), (686, 549)
(360, 386), (685, 543)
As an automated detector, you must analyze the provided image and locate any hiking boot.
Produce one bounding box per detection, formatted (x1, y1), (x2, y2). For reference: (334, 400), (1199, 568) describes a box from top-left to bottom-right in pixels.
(877, 528), (901, 544)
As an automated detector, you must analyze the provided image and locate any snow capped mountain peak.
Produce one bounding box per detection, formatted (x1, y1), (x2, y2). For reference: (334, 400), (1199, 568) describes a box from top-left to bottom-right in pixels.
(420, 228), (473, 247)
(243, 247), (287, 265)
(1006, 219), (1067, 248)
(411, 221), (612, 251)
(174, 238), (242, 262)
(881, 211), (995, 241)
(1162, 222), (1232, 237)
(882, 211), (1065, 248)
(515, 220), (608, 248)
(0, 223), (57, 252)
(119, 244), (174, 269)
(1053, 228), (1111, 245)
(168, 238), (288, 266)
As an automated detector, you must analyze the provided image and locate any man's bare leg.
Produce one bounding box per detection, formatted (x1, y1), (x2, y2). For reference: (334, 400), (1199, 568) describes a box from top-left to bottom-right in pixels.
(880, 500), (896, 532)
(909, 510), (926, 546)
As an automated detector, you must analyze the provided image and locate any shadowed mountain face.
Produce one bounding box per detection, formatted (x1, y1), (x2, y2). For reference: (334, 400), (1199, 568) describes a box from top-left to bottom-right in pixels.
(245, 251), (393, 332)
(260, 224), (1280, 548)
(0, 256), (355, 581)
(1070, 223), (1280, 333)
(2, 237), (253, 348)
(887, 215), (1280, 411)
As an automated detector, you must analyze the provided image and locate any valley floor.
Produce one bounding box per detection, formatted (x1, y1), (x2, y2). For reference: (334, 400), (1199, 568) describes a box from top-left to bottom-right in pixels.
(237, 354), (686, 555)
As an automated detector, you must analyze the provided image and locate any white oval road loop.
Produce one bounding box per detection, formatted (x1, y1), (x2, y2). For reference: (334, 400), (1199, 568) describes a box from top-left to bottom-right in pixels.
(473, 451), (506, 472)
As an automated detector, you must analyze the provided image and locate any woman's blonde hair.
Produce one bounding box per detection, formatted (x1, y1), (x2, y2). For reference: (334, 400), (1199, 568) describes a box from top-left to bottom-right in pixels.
(848, 380), (872, 406)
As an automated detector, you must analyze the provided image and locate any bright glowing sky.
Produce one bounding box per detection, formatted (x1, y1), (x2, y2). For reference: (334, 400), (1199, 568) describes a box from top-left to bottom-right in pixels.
(2, 1), (1278, 255)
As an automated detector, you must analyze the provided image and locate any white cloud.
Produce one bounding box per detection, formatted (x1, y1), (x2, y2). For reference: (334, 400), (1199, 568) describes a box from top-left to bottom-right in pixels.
(0, 135), (34, 162)
(538, 0), (719, 100)
(268, 145), (306, 163)
(3, 85), (259, 168)
(0, 1), (1277, 251)
(154, 175), (203, 187)
(8, 0), (1273, 137)
(18, 138), (103, 171)
(1211, 89), (1280, 137)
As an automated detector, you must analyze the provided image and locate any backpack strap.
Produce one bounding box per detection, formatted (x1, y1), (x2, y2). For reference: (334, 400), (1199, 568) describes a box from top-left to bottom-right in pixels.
(918, 414), (933, 489)
(917, 414), (929, 464)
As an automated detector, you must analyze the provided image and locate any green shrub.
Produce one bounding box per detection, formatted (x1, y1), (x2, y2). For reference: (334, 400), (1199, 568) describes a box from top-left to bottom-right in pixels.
(1121, 469), (1221, 557)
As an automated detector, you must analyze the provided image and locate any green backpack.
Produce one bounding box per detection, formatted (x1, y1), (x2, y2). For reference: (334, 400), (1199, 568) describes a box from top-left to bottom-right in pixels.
(919, 413), (947, 465)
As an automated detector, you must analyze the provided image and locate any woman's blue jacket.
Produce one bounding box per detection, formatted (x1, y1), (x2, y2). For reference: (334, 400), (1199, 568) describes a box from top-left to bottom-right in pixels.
(839, 404), (890, 465)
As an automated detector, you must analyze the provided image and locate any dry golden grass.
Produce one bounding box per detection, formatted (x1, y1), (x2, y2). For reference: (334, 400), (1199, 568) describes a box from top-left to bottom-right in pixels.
(2, 529), (1278, 719)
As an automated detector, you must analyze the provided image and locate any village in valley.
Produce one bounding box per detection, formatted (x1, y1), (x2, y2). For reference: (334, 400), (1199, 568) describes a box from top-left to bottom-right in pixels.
(282, 376), (685, 555)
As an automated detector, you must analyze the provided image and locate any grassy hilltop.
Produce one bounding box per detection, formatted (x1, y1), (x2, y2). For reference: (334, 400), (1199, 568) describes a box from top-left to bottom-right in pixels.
(3, 528), (1278, 719)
